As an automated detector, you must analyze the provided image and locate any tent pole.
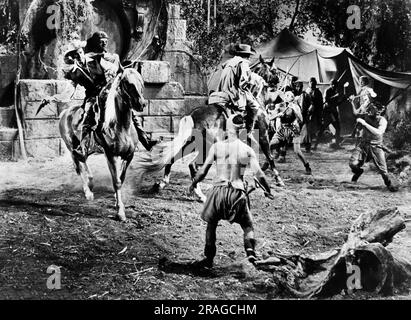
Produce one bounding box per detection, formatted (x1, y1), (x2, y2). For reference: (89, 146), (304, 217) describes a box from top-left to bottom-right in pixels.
(207, 0), (210, 33)
(214, 0), (217, 27)
(279, 55), (301, 90)
(314, 50), (323, 83)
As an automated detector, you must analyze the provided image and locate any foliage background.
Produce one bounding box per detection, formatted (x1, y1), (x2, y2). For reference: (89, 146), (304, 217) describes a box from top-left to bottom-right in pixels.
(1, 0), (410, 72)
(170, 0), (411, 73)
(0, 0), (18, 54)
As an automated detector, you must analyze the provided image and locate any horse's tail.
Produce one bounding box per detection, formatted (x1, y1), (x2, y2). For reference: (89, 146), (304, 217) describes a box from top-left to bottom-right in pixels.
(59, 108), (74, 151)
(134, 115), (194, 177)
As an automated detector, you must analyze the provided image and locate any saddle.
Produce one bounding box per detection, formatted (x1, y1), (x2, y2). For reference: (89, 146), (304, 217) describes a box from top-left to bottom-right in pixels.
(75, 77), (117, 130)
(208, 91), (246, 121)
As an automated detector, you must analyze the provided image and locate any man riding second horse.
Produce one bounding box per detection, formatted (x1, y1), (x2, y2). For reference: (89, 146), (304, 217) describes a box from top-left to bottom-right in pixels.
(41, 31), (156, 155)
(209, 44), (261, 138)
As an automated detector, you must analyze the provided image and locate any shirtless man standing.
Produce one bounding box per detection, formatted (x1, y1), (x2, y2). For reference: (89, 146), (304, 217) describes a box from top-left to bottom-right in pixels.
(189, 114), (274, 268)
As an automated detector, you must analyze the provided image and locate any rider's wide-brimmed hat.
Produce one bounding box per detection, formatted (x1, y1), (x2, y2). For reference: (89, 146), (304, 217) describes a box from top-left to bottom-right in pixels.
(91, 31), (109, 40)
(63, 39), (87, 64)
(232, 44), (256, 56)
(64, 39), (87, 54)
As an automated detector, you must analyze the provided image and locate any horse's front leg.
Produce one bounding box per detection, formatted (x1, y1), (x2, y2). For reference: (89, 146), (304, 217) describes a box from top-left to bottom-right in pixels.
(188, 160), (206, 202)
(258, 132), (276, 171)
(106, 154), (130, 222)
(159, 163), (172, 189)
(72, 154), (94, 201)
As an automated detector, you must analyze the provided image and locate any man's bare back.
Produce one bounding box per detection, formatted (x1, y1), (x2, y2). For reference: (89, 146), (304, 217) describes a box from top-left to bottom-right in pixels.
(212, 138), (255, 190)
(188, 114), (274, 268)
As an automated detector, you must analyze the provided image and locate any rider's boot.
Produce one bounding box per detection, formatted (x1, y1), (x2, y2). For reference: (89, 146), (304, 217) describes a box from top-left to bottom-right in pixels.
(245, 105), (258, 130)
(79, 105), (95, 155)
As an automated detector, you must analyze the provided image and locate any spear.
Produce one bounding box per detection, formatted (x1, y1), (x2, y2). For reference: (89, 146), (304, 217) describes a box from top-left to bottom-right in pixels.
(279, 55), (301, 91)
(337, 68), (348, 84)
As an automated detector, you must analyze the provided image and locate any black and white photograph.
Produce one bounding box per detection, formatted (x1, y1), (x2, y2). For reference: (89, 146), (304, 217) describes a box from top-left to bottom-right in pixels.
(1, 0), (411, 310)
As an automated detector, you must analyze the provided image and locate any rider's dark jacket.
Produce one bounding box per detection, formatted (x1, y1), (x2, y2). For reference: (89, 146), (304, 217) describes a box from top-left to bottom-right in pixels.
(63, 51), (120, 101)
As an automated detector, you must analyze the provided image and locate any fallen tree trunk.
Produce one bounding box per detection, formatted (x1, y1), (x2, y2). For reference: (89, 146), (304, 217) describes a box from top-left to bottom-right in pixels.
(255, 207), (411, 298)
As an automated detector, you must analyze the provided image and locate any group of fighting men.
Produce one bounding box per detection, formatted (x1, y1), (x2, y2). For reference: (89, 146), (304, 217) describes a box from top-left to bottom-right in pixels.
(190, 43), (398, 268)
(45, 35), (398, 268)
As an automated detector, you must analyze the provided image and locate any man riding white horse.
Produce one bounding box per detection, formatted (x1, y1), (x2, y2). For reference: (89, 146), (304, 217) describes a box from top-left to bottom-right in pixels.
(41, 31), (156, 155)
(76, 31), (121, 154)
(209, 44), (261, 137)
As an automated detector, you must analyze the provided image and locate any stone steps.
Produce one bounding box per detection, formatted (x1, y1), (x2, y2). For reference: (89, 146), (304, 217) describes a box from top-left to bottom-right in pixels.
(0, 127), (18, 141)
(0, 105), (17, 161)
(0, 106), (15, 128)
(0, 128), (18, 161)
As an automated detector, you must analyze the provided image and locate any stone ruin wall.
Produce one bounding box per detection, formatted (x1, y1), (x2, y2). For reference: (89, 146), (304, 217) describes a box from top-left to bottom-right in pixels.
(2, 3), (208, 160)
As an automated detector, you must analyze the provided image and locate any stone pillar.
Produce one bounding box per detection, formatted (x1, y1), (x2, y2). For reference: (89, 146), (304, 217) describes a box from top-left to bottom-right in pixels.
(0, 55), (17, 107)
(16, 80), (85, 159)
(162, 4), (208, 96)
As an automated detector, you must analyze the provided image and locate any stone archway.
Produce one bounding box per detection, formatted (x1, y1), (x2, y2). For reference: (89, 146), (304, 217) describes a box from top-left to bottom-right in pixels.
(19, 0), (167, 79)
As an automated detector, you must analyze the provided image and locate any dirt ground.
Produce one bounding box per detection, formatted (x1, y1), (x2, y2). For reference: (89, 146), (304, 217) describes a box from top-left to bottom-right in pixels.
(1, 142), (411, 300)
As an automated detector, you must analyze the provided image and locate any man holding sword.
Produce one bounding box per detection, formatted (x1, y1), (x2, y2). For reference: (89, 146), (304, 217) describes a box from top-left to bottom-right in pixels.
(348, 76), (398, 192)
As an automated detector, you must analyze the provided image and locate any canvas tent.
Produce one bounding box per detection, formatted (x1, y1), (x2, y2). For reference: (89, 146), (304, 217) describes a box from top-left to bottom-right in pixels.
(208, 28), (411, 132)
(252, 28), (349, 84)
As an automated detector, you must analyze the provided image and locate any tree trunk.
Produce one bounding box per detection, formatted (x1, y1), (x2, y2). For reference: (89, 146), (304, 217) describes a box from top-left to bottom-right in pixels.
(255, 207), (411, 298)
(289, 0), (301, 31)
